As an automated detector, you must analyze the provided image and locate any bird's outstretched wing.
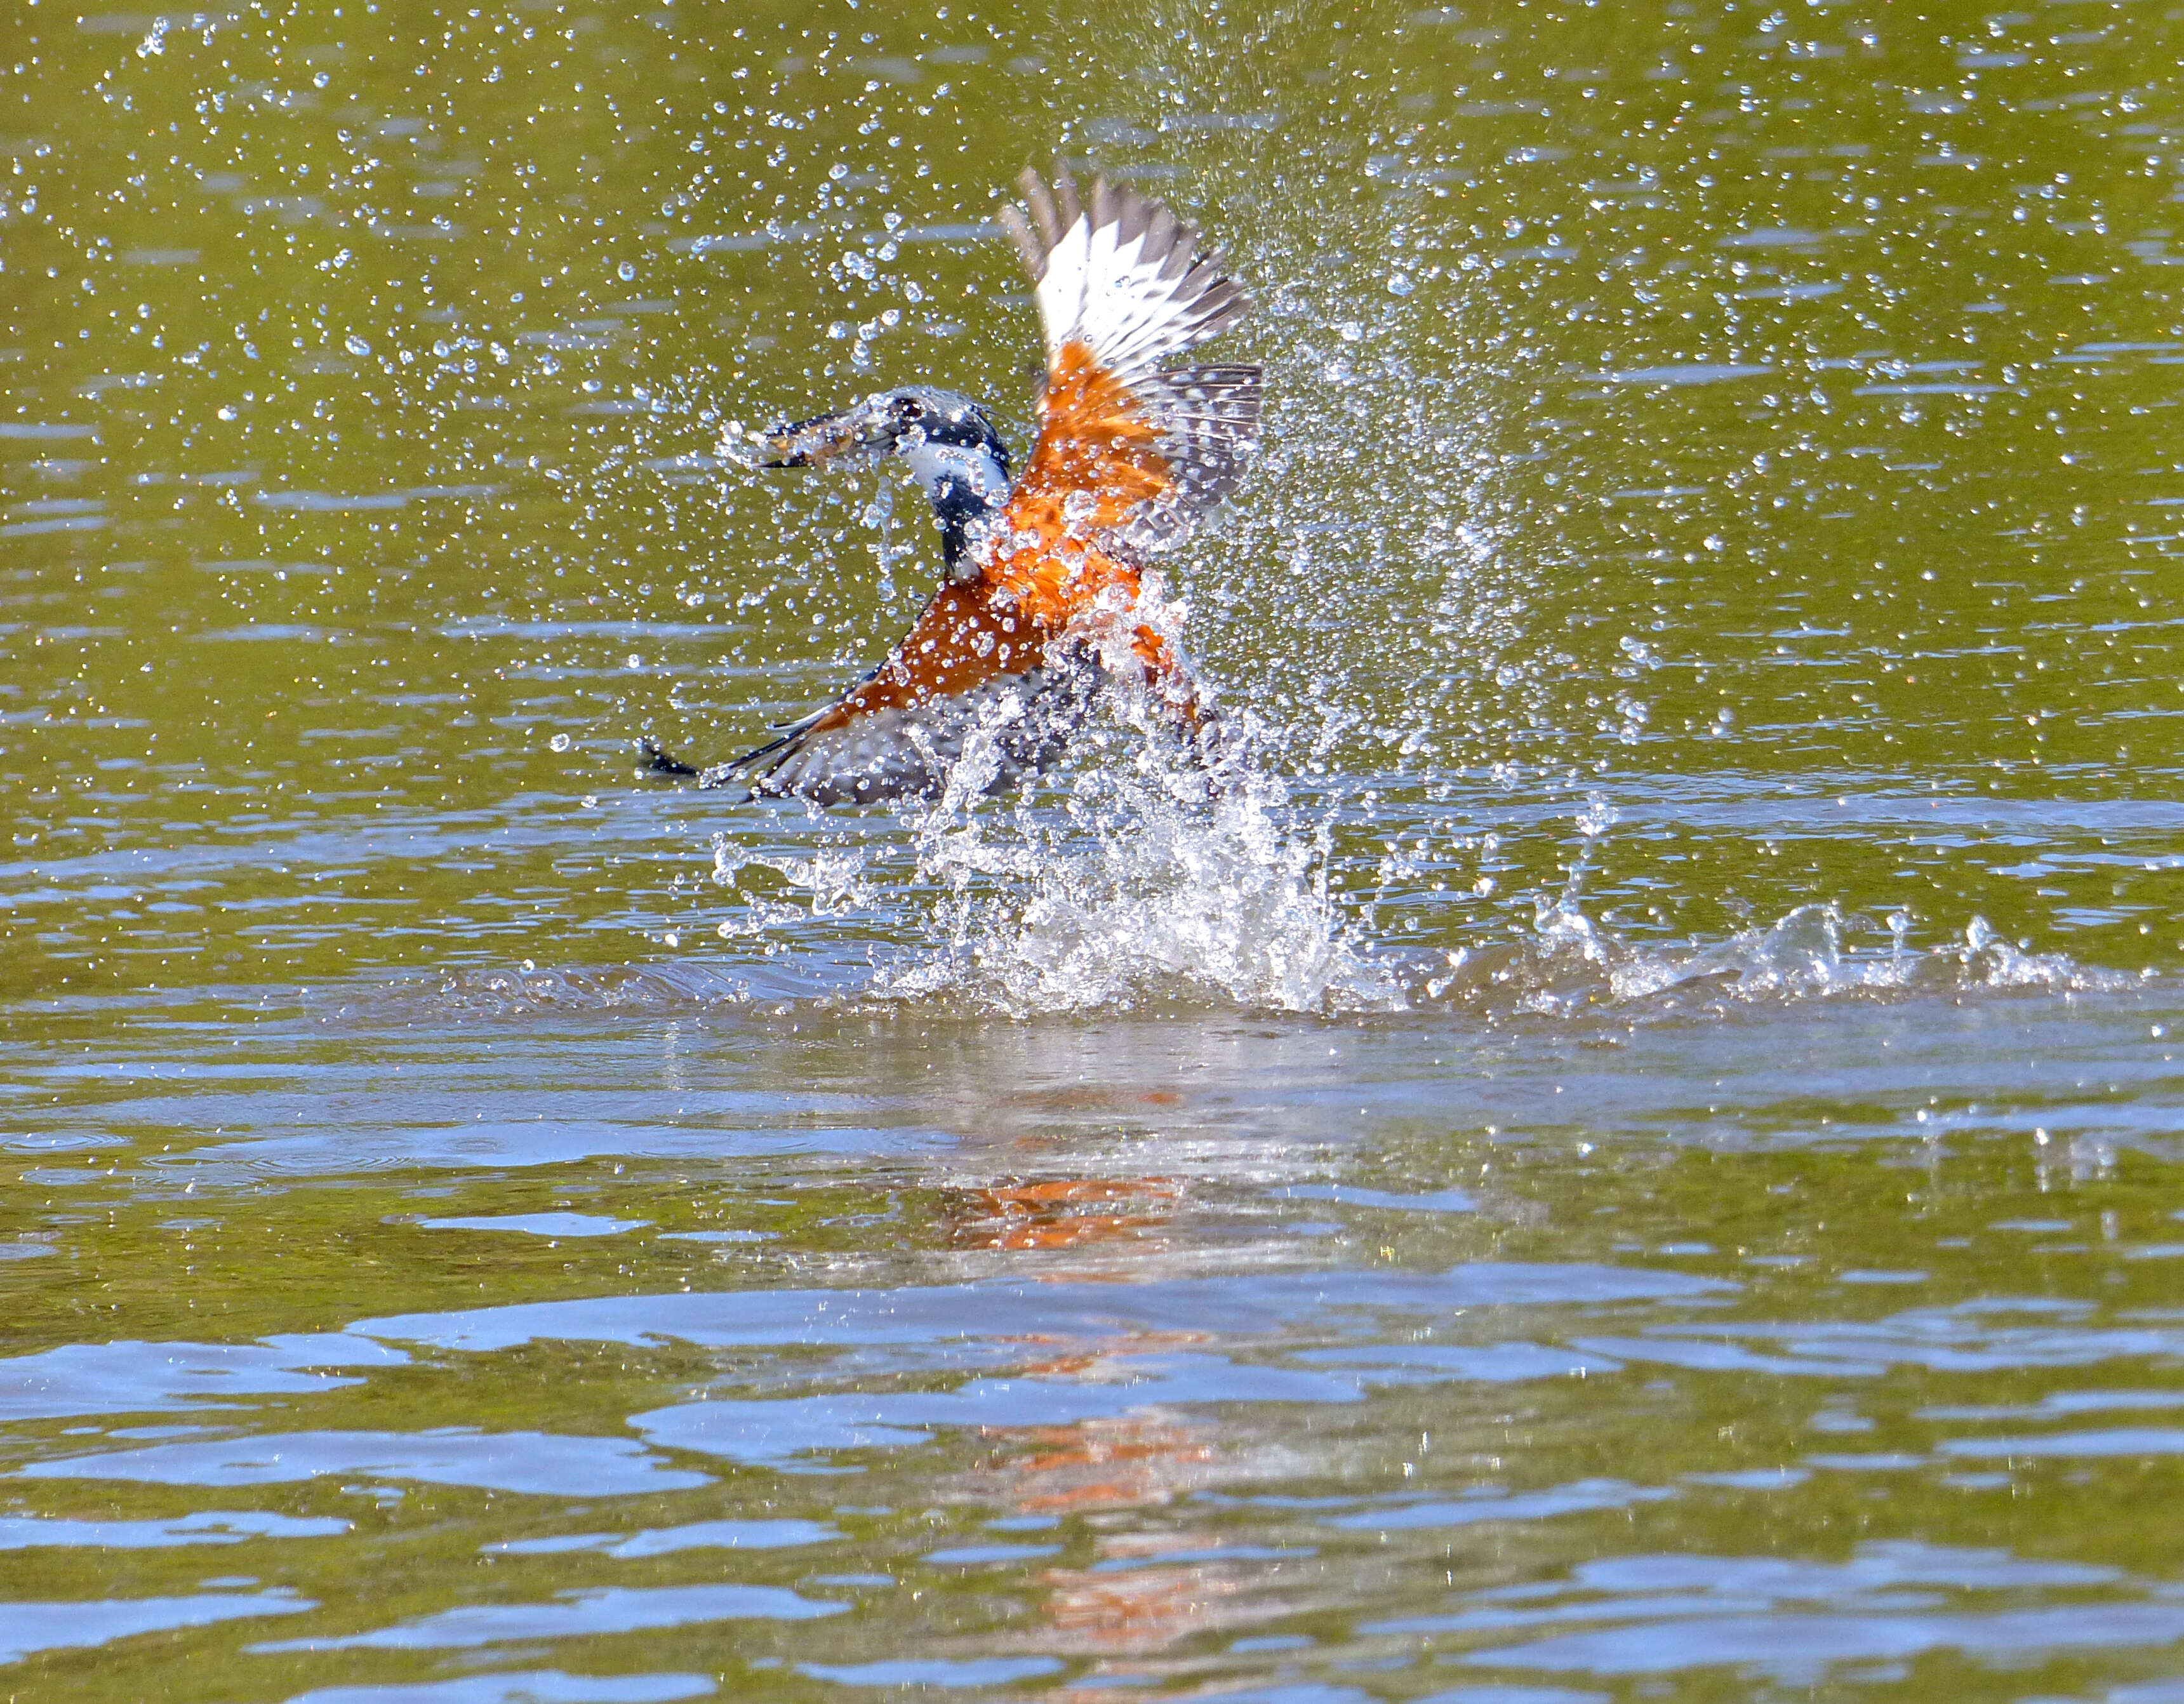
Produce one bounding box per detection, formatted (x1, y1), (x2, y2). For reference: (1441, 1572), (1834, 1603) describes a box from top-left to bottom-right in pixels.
(722, 166), (1259, 804)
(697, 582), (1097, 806)
(992, 164), (1262, 573)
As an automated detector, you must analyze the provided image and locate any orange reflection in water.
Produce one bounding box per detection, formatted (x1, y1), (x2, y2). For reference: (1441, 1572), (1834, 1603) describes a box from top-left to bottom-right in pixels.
(950, 1409), (1319, 1678)
(949, 1176), (1184, 1253)
(931, 1171), (1321, 1681)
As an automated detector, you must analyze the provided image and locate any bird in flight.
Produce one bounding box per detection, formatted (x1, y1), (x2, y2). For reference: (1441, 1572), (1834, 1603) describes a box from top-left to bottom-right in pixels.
(652, 164), (1262, 806)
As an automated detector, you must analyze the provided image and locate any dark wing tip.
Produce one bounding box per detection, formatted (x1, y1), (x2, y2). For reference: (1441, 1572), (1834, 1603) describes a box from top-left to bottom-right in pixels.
(639, 738), (702, 778)
(1017, 166), (1062, 251)
(995, 203), (1046, 280)
(1051, 157), (1082, 229)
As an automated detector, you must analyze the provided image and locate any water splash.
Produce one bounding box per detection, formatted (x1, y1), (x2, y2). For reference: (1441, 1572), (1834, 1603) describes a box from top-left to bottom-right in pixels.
(872, 688), (1400, 1017)
(710, 842), (875, 935)
(1420, 900), (2136, 1025)
(1957, 915), (2129, 994)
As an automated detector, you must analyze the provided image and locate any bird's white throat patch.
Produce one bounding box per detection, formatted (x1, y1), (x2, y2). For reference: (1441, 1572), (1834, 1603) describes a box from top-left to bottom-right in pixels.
(903, 439), (1008, 508)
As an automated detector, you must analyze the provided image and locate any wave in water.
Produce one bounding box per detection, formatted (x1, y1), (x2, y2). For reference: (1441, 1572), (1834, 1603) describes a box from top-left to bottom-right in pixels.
(429, 743), (2136, 1022)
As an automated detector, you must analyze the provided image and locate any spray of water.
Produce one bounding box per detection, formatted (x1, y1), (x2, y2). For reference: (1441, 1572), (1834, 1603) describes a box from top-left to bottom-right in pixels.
(437, 0), (2138, 1027)
(712, 0), (1567, 1016)
(1418, 872), (2134, 1025)
(882, 751), (1397, 1018)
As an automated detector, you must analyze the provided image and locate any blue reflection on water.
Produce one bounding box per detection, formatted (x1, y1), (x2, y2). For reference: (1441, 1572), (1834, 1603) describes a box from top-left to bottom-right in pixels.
(251, 1583), (847, 1653)
(797, 1656), (1064, 1686)
(486, 1519), (841, 1558)
(20, 1429), (707, 1496)
(283, 1673), (717, 1703)
(0, 1592), (314, 1665)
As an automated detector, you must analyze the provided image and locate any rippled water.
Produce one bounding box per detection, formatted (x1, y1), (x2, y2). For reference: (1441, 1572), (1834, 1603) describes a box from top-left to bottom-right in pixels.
(8, 0), (2184, 1698)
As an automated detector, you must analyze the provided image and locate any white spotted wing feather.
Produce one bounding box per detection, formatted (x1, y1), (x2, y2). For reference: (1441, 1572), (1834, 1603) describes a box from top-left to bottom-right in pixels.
(998, 166), (1262, 551)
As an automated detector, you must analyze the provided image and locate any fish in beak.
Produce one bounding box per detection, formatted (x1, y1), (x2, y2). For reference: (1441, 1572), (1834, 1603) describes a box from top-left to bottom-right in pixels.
(757, 394), (900, 469)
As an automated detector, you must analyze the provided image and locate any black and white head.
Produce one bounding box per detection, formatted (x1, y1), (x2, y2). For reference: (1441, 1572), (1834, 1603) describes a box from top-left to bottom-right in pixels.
(759, 387), (1011, 573)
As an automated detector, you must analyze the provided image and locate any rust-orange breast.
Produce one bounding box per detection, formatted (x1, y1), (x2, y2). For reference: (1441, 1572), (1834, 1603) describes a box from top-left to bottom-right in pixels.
(812, 341), (1179, 735)
(980, 338), (1169, 628)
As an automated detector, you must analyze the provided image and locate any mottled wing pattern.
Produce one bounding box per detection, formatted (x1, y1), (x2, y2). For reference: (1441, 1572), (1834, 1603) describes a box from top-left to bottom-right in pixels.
(725, 166), (1258, 804)
(705, 582), (1077, 804)
(995, 168), (1262, 568)
(710, 660), (1098, 807)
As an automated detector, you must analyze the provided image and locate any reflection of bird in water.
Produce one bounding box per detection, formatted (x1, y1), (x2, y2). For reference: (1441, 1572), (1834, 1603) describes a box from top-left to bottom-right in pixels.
(651, 164), (1262, 805)
(947, 1176), (1183, 1254)
(953, 1409), (1321, 1660)
(914, 1181), (1331, 1665)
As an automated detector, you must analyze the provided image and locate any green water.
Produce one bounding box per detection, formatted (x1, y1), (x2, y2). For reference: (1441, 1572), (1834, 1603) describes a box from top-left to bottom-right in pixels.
(6, 0), (2184, 1698)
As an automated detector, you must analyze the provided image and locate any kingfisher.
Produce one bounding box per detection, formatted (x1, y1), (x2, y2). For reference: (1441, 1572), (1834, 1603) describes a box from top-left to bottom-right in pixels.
(650, 165), (1262, 806)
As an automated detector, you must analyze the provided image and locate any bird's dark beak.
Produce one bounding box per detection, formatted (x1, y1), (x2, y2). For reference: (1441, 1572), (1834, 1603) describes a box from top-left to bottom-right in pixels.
(758, 398), (896, 469)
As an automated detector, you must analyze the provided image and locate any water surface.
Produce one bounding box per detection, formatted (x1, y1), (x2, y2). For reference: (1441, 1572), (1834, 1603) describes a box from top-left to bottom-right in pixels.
(6, 0), (2184, 1698)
